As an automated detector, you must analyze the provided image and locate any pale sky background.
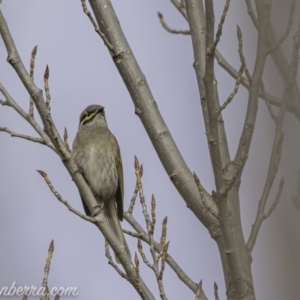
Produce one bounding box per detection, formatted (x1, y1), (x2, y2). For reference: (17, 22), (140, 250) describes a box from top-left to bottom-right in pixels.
(0, 1), (300, 299)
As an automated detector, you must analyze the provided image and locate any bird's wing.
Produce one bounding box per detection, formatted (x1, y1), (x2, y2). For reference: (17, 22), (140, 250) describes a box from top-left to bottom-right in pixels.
(79, 170), (92, 216)
(115, 139), (124, 221)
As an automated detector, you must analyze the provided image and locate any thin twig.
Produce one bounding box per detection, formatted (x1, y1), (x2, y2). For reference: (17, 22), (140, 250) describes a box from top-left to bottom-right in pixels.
(245, 0), (258, 29)
(124, 212), (199, 294)
(218, 63), (245, 114)
(105, 241), (129, 280)
(134, 157), (168, 300)
(134, 157), (152, 234)
(123, 229), (142, 238)
(0, 82), (55, 151)
(36, 170), (96, 223)
(247, 18), (300, 252)
(170, 0), (187, 18)
(151, 195), (156, 228)
(44, 65), (51, 111)
(54, 294), (60, 300)
(214, 282), (220, 300)
(28, 45), (37, 117)
(237, 25), (252, 82)
(246, 0), (300, 118)
(264, 177), (284, 219)
(158, 241), (169, 281)
(194, 173), (219, 219)
(137, 238), (153, 269)
(214, 50), (300, 119)
(127, 157), (140, 214)
(63, 127), (71, 154)
(195, 280), (203, 300)
(260, 81), (277, 121)
(81, 0), (115, 53)
(159, 217), (167, 252)
(0, 126), (46, 145)
(209, 0), (230, 54)
(40, 240), (54, 300)
(157, 12), (190, 35)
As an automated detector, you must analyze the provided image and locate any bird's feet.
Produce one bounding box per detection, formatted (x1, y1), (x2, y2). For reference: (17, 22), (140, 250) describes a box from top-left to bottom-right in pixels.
(91, 203), (104, 217)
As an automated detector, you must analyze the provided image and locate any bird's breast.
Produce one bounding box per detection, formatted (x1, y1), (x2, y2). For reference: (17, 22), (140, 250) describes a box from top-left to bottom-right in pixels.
(74, 143), (118, 202)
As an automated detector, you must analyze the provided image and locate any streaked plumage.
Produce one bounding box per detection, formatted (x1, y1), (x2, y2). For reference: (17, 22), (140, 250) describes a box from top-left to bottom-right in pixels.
(72, 104), (130, 262)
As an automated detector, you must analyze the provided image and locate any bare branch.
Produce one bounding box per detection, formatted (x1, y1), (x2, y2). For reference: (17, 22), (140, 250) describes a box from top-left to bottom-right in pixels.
(124, 212), (203, 296)
(54, 294), (60, 300)
(0, 126), (46, 145)
(245, 0), (300, 119)
(87, 0), (219, 236)
(133, 157), (168, 300)
(215, 49), (300, 119)
(218, 63), (245, 114)
(40, 240), (54, 300)
(134, 253), (142, 297)
(209, 0), (231, 54)
(63, 127), (71, 154)
(234, 1), (271, 177)
(260, 81), (277, 121)
(237, 25), (252, 82)
(194, 173), (219, 219)
(0, 82), (55, 151)
(127, 171), (139, 214)
(194, 280), (203, 300)
(264, 178), (284, 219)
(157, 12), (190, 35)
(44, 65), (51, 110)
(214, 282), (220, 300)
(81, 0), (115, 53)
(247, 17), (300, 252)
(170, 0), (187, 18)
(245, 0), (258, 28)
(105, 241), (129, 280)
(137, 238), (153, 269)
(28, 45), (37, 117)
(151, 194), (156, 226)
(36, 170), (96, 223)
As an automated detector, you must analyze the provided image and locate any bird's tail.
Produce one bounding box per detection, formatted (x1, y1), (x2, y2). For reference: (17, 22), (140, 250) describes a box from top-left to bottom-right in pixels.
(105, 200), (131, 263)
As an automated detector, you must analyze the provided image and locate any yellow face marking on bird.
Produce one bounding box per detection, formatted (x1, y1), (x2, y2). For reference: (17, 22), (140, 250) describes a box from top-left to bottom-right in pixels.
(82, 111), (97, 123)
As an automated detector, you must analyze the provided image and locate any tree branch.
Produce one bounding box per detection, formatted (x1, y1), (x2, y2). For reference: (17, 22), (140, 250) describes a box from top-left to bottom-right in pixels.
(36, 170), (96, 223)
(234, 0), (271, 177)
(245, 0), (300, 119)
(0, 9), (154, 299)
(87, 0), (220, 238)
(0, 81), (55, 152)
(247, 18), (300, 252)
(0, 126), (46, 145)
(157, 12), (190, 35)
(218, 63), (244, 114)
(40, 240), (54, 300)
(124, 213), (209, 300)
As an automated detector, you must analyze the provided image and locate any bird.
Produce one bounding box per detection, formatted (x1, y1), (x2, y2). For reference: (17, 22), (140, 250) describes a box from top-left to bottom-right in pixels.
(72, 104), (131, 263)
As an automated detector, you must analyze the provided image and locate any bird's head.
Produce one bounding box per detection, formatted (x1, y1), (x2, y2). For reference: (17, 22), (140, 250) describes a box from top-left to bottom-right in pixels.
(78, 104), (107, 129)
